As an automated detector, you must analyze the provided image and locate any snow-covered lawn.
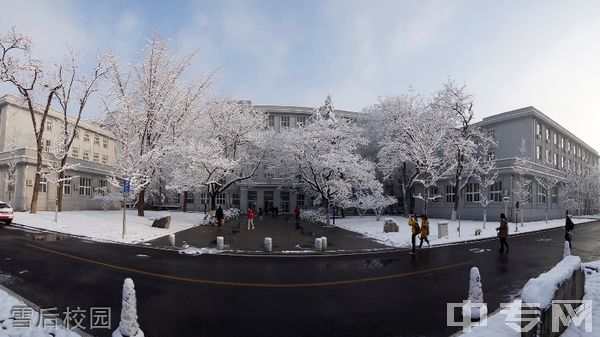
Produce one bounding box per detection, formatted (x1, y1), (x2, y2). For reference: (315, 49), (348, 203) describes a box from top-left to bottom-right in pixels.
(13, 210), (205, 244)
(335, 215), (597, 248)
(0, 285), (81, 336)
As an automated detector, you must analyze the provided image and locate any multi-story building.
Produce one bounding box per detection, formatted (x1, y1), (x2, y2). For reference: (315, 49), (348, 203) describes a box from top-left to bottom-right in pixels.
(0, 94), (117, 211)
(421, 106), (599, 221)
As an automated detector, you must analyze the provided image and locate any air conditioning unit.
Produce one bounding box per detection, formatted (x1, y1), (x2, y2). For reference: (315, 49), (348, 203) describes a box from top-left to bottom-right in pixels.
(26, 179), (33, 186)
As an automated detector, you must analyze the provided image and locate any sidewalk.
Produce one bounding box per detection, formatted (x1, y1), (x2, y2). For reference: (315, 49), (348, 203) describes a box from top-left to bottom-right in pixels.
(148, 214), (390, 253)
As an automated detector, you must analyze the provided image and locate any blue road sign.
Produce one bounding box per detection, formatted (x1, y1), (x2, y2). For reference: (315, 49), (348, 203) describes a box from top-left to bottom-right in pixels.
(123, 180), (131, 193)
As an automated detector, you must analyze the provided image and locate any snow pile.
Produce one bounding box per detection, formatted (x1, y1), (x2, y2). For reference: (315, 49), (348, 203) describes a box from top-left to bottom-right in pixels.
(178, 246), (219, 256)
(300, 209), (326, 224)
(0, 286), (81, 336)
(113, 278), (144, 337)
(335, 215), (595, 248)
(462, 267), (487, 320)
(521, 255), (583, 309)
(13, 210), (202, 244)
(563, 240), (571, 258)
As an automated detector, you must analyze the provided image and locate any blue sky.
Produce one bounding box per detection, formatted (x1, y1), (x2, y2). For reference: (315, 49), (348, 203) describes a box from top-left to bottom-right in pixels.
(1, 0), (599, 150)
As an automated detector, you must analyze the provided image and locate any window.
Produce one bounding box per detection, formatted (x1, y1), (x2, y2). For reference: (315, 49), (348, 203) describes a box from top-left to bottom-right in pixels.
(172, 194), (181, 205)
(72, 147), (79, 158)
(216, 193), (226, 206)
(200, 192), (209, 205)
(231, 193), (240, 208)
(545, 128), (550, 142)
(103, 138), (108, 148)
(94, 135), (99, 145)
(46, 119), (52, 131)
(430, 186), (439, 202)
(280, 116), (289, 128)
(536, 145), (542, 160)
(297, 194), (305, 206)
(536, 122), (542, 137)
(83, 133), (90, 142)
(83, 150), (89, 161)
(79, 177), (91, 196)
(490, 181), (503, 202)
(39, 177), (47, 193)
(445, 185), (455, 203)
(97, 179), (108, 196)
(561, 156), (565, 169)
(297, 116), (306, 126)
(186, 192), (194, 204)
(63, 176), (71, 195)
(551, 186), (558, 204)
(488, 129), (496, 141)
(578, 147), (581, 158)
(44, 139), (51, 153)
(537, 185), (547, 204)
(93, 153), (99, 162)
(466, 183), (480, 202)
(268, 115), (275, 128)
(553, 153), (558, 167)
(553, 133), (557, 146)
(545, 149), (551, 161)
(102, 155), (108, 165)
(567, 140), (571, 153)
(560, 136), (564, 149)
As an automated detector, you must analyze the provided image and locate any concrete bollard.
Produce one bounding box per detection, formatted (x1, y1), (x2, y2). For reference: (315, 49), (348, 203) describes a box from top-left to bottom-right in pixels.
(321, 237), (327, 250)
(217, 236), (224, 250)
(315, 238), (323, 251)
(168, 233), (176, 247)
(264, 237), (272, 252)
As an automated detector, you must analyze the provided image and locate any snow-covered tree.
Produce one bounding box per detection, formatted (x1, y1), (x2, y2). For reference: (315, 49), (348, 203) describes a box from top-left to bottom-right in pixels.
(269, 95), (382, 225)
(432, 80), (487, 220)
(104, 33), (213, 216)
(475, 145), (498, 229)
(513, 138), (532, 226)
(462, 267), (487, 320)
(53, 50), (107, 212)
(374, 93), (426, 216)
(0, 27), (62, 213)
(113, 278), (144, 337)
(167, 97), (267, 210)
(534, 157), (563, 223)
(350, 193), (397, 220)
(3, 136), (18, 204)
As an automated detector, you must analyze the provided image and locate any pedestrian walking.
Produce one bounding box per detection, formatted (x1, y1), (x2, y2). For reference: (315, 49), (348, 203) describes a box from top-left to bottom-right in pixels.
(408, 214), (420, 254)
(418, 215), (430, 249)
(295, 206), (301, 222)
(565, 210), (574, 249)
(216, 206), (224, 227)
(496, 213), (509, 253)
(258, 207), (264, 221)
(247, 208), (255, 230)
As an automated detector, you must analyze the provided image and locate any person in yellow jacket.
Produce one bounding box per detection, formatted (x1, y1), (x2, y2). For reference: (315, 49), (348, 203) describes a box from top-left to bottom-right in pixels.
(408, 214), (420, 254)
(419, 215), (430, 249)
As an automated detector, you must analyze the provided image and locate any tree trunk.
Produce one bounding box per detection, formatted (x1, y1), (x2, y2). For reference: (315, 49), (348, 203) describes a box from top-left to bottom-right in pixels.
(210, 192), (217, 211)
(325, 201), (330, 226)
(137, 187), (145, 216)
(182, 192), (187, 212)
(57, 169), (65, 212)
(30, 148), (43, 213)
(452, 185), (459, 221)
(482, 209), (487, 229)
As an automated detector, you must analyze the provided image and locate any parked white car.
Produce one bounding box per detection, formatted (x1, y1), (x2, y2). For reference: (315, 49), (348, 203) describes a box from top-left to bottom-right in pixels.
(0, 201), (14, 224)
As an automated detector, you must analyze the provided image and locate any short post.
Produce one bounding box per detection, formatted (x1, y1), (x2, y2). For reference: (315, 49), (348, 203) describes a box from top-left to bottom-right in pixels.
(264, 237), (272, 252)
(168, 233), (176, 247)
(315, 238), (323, 251)
(217, 236), (224, 250)
(321, 237), (327, 250)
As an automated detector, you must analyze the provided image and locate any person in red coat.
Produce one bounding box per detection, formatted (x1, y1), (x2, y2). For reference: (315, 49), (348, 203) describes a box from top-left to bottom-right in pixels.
(247, 208), (255, 230)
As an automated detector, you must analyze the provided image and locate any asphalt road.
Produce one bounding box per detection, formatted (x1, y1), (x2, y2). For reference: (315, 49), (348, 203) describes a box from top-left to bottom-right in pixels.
(0, 220), (598, 337)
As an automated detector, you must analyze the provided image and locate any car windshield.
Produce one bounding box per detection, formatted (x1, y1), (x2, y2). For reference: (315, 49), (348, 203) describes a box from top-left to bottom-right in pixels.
(0, 203), (10, 209)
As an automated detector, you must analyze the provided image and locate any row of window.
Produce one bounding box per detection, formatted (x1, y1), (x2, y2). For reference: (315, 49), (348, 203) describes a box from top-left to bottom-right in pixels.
(268, 115), (307, 128)
(46, 120), (110, 148)
(535, 145), (586, 172)
(42, 139), (110, 165)
(38, 176), (108, 197)
(535, 121), (597, 166)
(431, 182), (558, 204)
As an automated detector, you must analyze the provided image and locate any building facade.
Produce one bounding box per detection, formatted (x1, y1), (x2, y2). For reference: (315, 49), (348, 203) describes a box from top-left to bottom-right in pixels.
(420, 106), (599, 221)
(0, 94), (118, 211)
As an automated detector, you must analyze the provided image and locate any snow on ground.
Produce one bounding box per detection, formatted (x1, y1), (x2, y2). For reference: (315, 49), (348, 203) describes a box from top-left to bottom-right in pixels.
(13, 210), (205, 244)
(456, 260), (600, 336)
(0, 285), (81, 336)
(335, 215), (596, 248)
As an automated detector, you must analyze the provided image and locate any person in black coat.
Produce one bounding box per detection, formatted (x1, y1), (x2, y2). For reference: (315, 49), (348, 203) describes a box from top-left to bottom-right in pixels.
(565, 210), (574, 249)
(216, 206), (224, 227)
